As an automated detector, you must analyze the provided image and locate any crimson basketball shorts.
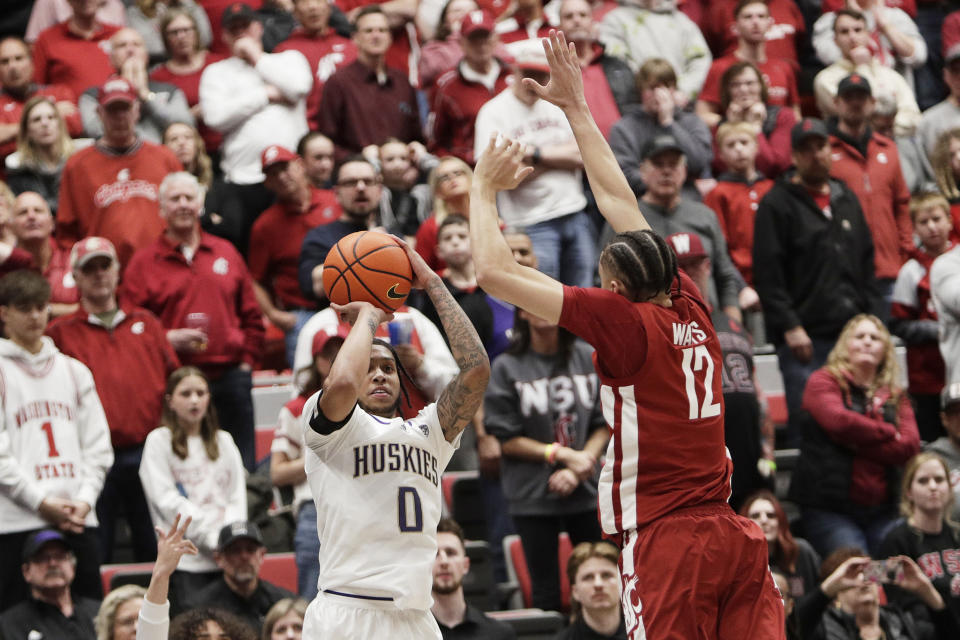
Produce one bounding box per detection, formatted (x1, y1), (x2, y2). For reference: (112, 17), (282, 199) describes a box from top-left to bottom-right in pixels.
(618, 501), (785, 640)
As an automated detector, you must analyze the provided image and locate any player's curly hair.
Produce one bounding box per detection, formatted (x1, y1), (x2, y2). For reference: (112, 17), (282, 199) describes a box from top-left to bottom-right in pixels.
(598, 229), (678, 302)
(169, 607), (256, 640)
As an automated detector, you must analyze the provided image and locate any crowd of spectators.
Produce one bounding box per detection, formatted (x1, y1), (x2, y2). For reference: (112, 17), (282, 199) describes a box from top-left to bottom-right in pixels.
(3, 0), (960, 637)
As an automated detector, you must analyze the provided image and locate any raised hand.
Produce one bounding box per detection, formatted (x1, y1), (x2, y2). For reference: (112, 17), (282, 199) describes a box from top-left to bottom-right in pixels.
(521, 30), (585, 112)
(155, 514), (198, 578)
(474, 135), (534, 192)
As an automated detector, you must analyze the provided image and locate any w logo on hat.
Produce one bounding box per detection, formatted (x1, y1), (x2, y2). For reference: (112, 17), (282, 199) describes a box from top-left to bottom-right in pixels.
(670, 234), (692, 255)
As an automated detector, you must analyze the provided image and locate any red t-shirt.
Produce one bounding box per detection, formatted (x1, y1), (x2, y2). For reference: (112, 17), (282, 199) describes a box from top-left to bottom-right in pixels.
(703, 0), (805, 68)
(559, 272), (732, 534)
(56, 141), (183, 269)
(32, 21), (121, 99)
(247, 187), (340, 310)
(699, 55), (799, 108)
(274, 29), (357, 130)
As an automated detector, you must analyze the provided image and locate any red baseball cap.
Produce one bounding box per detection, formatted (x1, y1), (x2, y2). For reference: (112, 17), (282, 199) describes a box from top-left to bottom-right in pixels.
(261, 145), (299, 172)
(98, 76), (138, 106)
(665, 232), (707, 264)
(70, 237), (118, 270)
(506, 39), (550, 73)
(312, 324), (351, 358)
(460, 10), (495, 37)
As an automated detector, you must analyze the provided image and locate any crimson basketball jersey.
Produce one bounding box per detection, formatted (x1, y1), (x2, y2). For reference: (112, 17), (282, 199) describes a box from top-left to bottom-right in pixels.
(559, 271), (732, 535)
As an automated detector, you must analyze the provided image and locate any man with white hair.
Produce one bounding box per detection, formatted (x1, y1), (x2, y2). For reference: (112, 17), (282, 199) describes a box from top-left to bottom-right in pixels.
(122, 172), (265, 471)
(78, 28), (193, 142)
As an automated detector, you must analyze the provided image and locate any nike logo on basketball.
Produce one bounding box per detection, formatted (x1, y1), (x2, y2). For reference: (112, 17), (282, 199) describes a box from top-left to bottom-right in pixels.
(387, 284), (407, 299)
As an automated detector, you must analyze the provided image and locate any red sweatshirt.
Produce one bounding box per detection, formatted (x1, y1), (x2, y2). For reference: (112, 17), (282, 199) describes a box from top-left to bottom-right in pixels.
(47, 306), (179, 448)
(56, 141), (183, 269)
(703, 173), (773, 284)
(31, 21), (121, 99)
(121, 232), (265, 370)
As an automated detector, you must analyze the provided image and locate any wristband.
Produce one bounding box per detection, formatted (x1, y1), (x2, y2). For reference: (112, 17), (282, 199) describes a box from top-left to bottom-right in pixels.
(544, 443), (555, 463)
(548, 442), (560, 465)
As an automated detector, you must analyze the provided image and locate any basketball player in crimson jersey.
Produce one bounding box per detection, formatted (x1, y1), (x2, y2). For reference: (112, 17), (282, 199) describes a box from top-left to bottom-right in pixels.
(470, 32), (785, 639)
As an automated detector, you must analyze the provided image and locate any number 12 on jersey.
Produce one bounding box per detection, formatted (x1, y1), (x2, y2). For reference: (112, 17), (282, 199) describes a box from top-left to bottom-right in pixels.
(681, 345), (721, 420)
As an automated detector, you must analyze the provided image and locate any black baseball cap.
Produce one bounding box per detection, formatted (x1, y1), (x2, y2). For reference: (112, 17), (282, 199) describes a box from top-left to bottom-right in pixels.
(221, 2), (256, 28)
(22, 529), (70, 563)
(641, 134), (685, 161)
(837, 73), (872, 98)
(790, 118), (829, 149)
(217, 521), (265, 551)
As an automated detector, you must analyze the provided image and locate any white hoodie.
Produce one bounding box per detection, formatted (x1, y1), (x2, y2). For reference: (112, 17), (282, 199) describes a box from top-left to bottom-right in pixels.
(0, 337), (113, 533)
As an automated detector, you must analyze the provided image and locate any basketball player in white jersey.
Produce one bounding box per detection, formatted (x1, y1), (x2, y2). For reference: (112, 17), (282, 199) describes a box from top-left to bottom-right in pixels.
(300, 243), (490, 639)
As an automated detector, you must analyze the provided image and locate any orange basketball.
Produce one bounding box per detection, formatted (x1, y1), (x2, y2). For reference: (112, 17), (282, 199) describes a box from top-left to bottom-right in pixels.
(322, 231), (413, 312)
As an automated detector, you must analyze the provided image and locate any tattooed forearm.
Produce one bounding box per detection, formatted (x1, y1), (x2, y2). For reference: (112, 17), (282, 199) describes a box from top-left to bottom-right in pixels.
(366, 316), (377, 337)
(425, 276), (491, 442)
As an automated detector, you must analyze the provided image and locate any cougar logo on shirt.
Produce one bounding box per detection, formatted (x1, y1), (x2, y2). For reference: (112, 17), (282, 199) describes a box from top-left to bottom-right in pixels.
(213, 257), (229, 275)
(131, 321), (145, 335)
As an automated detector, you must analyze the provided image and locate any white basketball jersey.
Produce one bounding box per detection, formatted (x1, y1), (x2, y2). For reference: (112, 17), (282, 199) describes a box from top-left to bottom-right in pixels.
(302, 392), (459, 610)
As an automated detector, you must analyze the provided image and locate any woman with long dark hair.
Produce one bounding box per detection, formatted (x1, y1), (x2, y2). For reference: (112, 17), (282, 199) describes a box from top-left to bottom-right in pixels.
(485, 306), (609, 612)
(139, 367), (247, 603)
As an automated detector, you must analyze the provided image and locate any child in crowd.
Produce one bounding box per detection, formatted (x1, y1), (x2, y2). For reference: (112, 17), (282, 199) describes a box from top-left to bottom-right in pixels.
(416, 214), (493, 350)
(373, 139), (432, 240)
(891, 193), (954, 442)
(139, 367), (247, 610)
(704, 121), (773, 285)
(270, 327), (345, 600)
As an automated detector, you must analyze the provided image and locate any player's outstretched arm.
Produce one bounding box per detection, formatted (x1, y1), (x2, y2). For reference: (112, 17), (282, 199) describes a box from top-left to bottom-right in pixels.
(524, 30), (650, 234)
(401, 244), (490, 443)
(471, 136), (565, 323)
(317, 301), (394, 423)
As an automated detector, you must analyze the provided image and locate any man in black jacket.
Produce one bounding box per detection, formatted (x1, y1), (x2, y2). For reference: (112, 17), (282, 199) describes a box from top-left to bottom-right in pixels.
(194, 521), (295, 631)
(0, 530), (98, 639)
(753, 118), (882, 446)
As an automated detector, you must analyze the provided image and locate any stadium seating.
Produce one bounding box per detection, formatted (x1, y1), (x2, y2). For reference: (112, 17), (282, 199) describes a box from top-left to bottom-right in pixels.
(502, 533), (574, 611)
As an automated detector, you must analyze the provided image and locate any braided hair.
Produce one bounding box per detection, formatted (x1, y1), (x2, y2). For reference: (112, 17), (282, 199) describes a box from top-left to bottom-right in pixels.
(598, 229), (678, 302)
